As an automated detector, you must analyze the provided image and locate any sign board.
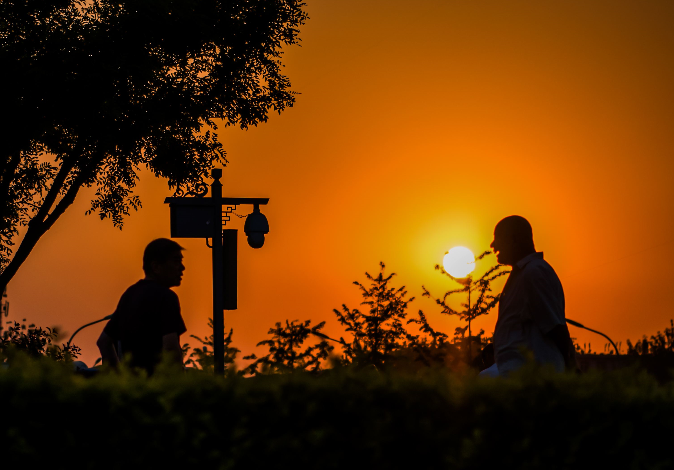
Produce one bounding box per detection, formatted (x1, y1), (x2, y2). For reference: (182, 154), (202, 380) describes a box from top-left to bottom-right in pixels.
(223, 229), (237, 310)
(170, 204), (215, 238)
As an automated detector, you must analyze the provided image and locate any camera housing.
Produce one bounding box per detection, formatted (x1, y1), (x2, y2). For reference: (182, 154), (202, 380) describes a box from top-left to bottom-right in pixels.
(243, 205), (269, 248)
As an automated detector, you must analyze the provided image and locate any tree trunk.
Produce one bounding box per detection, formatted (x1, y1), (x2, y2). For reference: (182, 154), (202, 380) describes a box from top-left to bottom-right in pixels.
(0, 158), (92, 293)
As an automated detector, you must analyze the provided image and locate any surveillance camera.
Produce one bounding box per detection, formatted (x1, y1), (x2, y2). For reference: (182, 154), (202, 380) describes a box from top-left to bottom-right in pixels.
(244, 205), (269, 249)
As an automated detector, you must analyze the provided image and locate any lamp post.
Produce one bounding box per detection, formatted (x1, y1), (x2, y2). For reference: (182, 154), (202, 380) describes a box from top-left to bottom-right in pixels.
(165, 168), (269, 375)
(67, 314), (113, 349)
(566, 318), (620, 355)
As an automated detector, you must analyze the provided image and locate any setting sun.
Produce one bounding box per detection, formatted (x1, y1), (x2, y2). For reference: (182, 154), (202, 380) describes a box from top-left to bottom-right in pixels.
(443, 247), (476, 278)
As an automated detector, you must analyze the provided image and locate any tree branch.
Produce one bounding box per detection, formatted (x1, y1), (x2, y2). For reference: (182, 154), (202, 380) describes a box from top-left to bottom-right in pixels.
(41, 166), (91, 233)
(29, 158), (75, 227)
(0, 153), (98, 292)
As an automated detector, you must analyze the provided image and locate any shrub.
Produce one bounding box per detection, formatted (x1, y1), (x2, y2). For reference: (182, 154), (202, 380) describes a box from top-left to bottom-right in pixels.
(1, 356), (674, 469)
(422, 250), (508, 362)
(0, 319), (80, 362)
(627, 319), (674, 356)
(333, 262), (415, 369)
(243, 319), (334, 375)
(182, 318), (239, 375)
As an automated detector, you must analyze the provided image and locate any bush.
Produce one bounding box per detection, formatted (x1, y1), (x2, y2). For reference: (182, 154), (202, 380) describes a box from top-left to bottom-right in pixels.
(627, 319), (674, 356)
(334, 262), (416, 369)
(182, 317), (239, 375)
(243, 319), (334, 375)
(0, 319), (80, 362)
(1, 355), (674, 469)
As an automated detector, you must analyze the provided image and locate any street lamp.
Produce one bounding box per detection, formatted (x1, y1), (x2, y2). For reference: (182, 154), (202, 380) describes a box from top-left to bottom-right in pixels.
(164, 168), (270, 374)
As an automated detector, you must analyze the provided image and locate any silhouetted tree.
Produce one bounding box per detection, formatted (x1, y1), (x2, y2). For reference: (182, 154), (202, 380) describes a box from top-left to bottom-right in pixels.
(333, 262), (417, 369)
(0, 0), (308, 291)
(422, 251), (509, 360)
(332, 263), (474, 373)
(407, 309), (449, 346)
(243, 320), (334, 375)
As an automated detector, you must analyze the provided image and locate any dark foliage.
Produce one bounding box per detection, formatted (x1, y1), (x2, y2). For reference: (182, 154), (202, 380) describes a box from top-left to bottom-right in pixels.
(422, 250), (508, 360)
(329, 262), (499, 373)
(243, 319), (334, 375)
(403, 309), (476, 371)
(0, 0), (308, 290)
(183, 317), (239, 375)
(2, 359), (674, 469)
(0, 319), (80, 361)
(627, 319), (674, 357)
(333, 262), (416, 369)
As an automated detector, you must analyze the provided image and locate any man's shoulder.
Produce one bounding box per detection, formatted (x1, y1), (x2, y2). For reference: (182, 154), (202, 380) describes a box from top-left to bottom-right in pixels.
(127, 279), (177, 295)
(518, 256), (561, 285)
(523, 257), (554, 272)
(519, 254), (555, 274)
(518, 258), (564, 300)
(119, 280), (179, 306)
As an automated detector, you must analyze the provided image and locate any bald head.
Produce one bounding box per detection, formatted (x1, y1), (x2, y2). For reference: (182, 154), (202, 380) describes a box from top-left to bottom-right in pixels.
(490, 215), (536, 266)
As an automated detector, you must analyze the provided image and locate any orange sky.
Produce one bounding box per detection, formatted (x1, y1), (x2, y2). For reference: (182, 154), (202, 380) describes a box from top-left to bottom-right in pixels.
(7, 0), (674, 366)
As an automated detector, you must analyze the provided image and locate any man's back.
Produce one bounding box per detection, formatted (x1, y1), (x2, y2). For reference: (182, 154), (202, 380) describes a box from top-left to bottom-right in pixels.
(494, 252), (566, 373)
(103, 279), (186, 374)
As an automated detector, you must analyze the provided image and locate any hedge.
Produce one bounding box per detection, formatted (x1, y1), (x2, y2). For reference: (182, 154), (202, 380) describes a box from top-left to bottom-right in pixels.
(1, 355), (673, 469)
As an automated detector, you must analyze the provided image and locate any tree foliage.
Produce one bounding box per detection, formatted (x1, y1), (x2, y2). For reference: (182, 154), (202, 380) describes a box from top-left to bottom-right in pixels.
(626, 319), (674, 356)
(333, 262), (420, 369)
(0, 319), (80, 362)
(183, 317), (239, 375)
(422, 251), (508, 345)
(0, 0), (308, 290)
(403, 308), (471, 370)
(5, 358), (674, 469)
(243, 319), (334, 375)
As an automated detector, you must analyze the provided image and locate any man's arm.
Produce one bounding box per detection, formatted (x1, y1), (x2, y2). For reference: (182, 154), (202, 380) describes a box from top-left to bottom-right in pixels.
(526, 265), (576, 371)
(162, 332), (184, 367)
(96, 331), (120, 368)
(546, 323), (577, 371)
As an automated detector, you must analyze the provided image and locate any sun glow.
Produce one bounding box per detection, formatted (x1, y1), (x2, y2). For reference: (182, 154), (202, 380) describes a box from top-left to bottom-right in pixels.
(443, 246), (476, 278)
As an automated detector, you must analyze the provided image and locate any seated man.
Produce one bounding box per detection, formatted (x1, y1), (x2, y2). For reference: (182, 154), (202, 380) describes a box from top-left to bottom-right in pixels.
(97, 238), (187, 374)
(481, 216), (576, 377)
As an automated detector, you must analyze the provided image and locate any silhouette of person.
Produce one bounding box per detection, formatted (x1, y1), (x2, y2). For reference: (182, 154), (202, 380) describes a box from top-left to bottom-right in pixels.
(480, 216), (575, 377)
(97, 238), (187, 374)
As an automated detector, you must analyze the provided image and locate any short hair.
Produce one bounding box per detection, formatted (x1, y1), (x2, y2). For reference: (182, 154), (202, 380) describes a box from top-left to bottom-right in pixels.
(495, 215), (535, 251)
(143, 238), (184, 274)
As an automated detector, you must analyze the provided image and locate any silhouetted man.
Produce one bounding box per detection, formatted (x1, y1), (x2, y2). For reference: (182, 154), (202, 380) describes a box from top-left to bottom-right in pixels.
(481, 216), (575, 377)
(97, 238), (187, 374)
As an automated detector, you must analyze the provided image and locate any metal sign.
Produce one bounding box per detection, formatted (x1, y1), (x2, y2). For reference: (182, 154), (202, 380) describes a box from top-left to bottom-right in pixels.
(169, 204), (215, 238)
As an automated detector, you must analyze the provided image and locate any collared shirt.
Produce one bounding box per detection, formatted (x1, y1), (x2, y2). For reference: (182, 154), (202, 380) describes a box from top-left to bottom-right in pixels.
(494, 252), (566, 373)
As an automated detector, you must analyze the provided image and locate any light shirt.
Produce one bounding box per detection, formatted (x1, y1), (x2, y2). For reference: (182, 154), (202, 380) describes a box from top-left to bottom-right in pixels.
(494, 252), (565, 374)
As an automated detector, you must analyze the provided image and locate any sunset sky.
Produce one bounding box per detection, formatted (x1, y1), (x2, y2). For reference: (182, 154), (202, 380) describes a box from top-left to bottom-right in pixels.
(7, 0), (674, 366)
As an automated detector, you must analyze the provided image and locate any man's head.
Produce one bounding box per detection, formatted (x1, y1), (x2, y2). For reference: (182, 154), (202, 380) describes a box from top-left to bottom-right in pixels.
(143, 238), (185, 287)
(490, 215), (536, 266)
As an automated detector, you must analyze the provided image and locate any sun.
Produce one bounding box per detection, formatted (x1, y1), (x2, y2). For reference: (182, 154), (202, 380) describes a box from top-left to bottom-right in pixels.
(443, 246), (476, 278)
